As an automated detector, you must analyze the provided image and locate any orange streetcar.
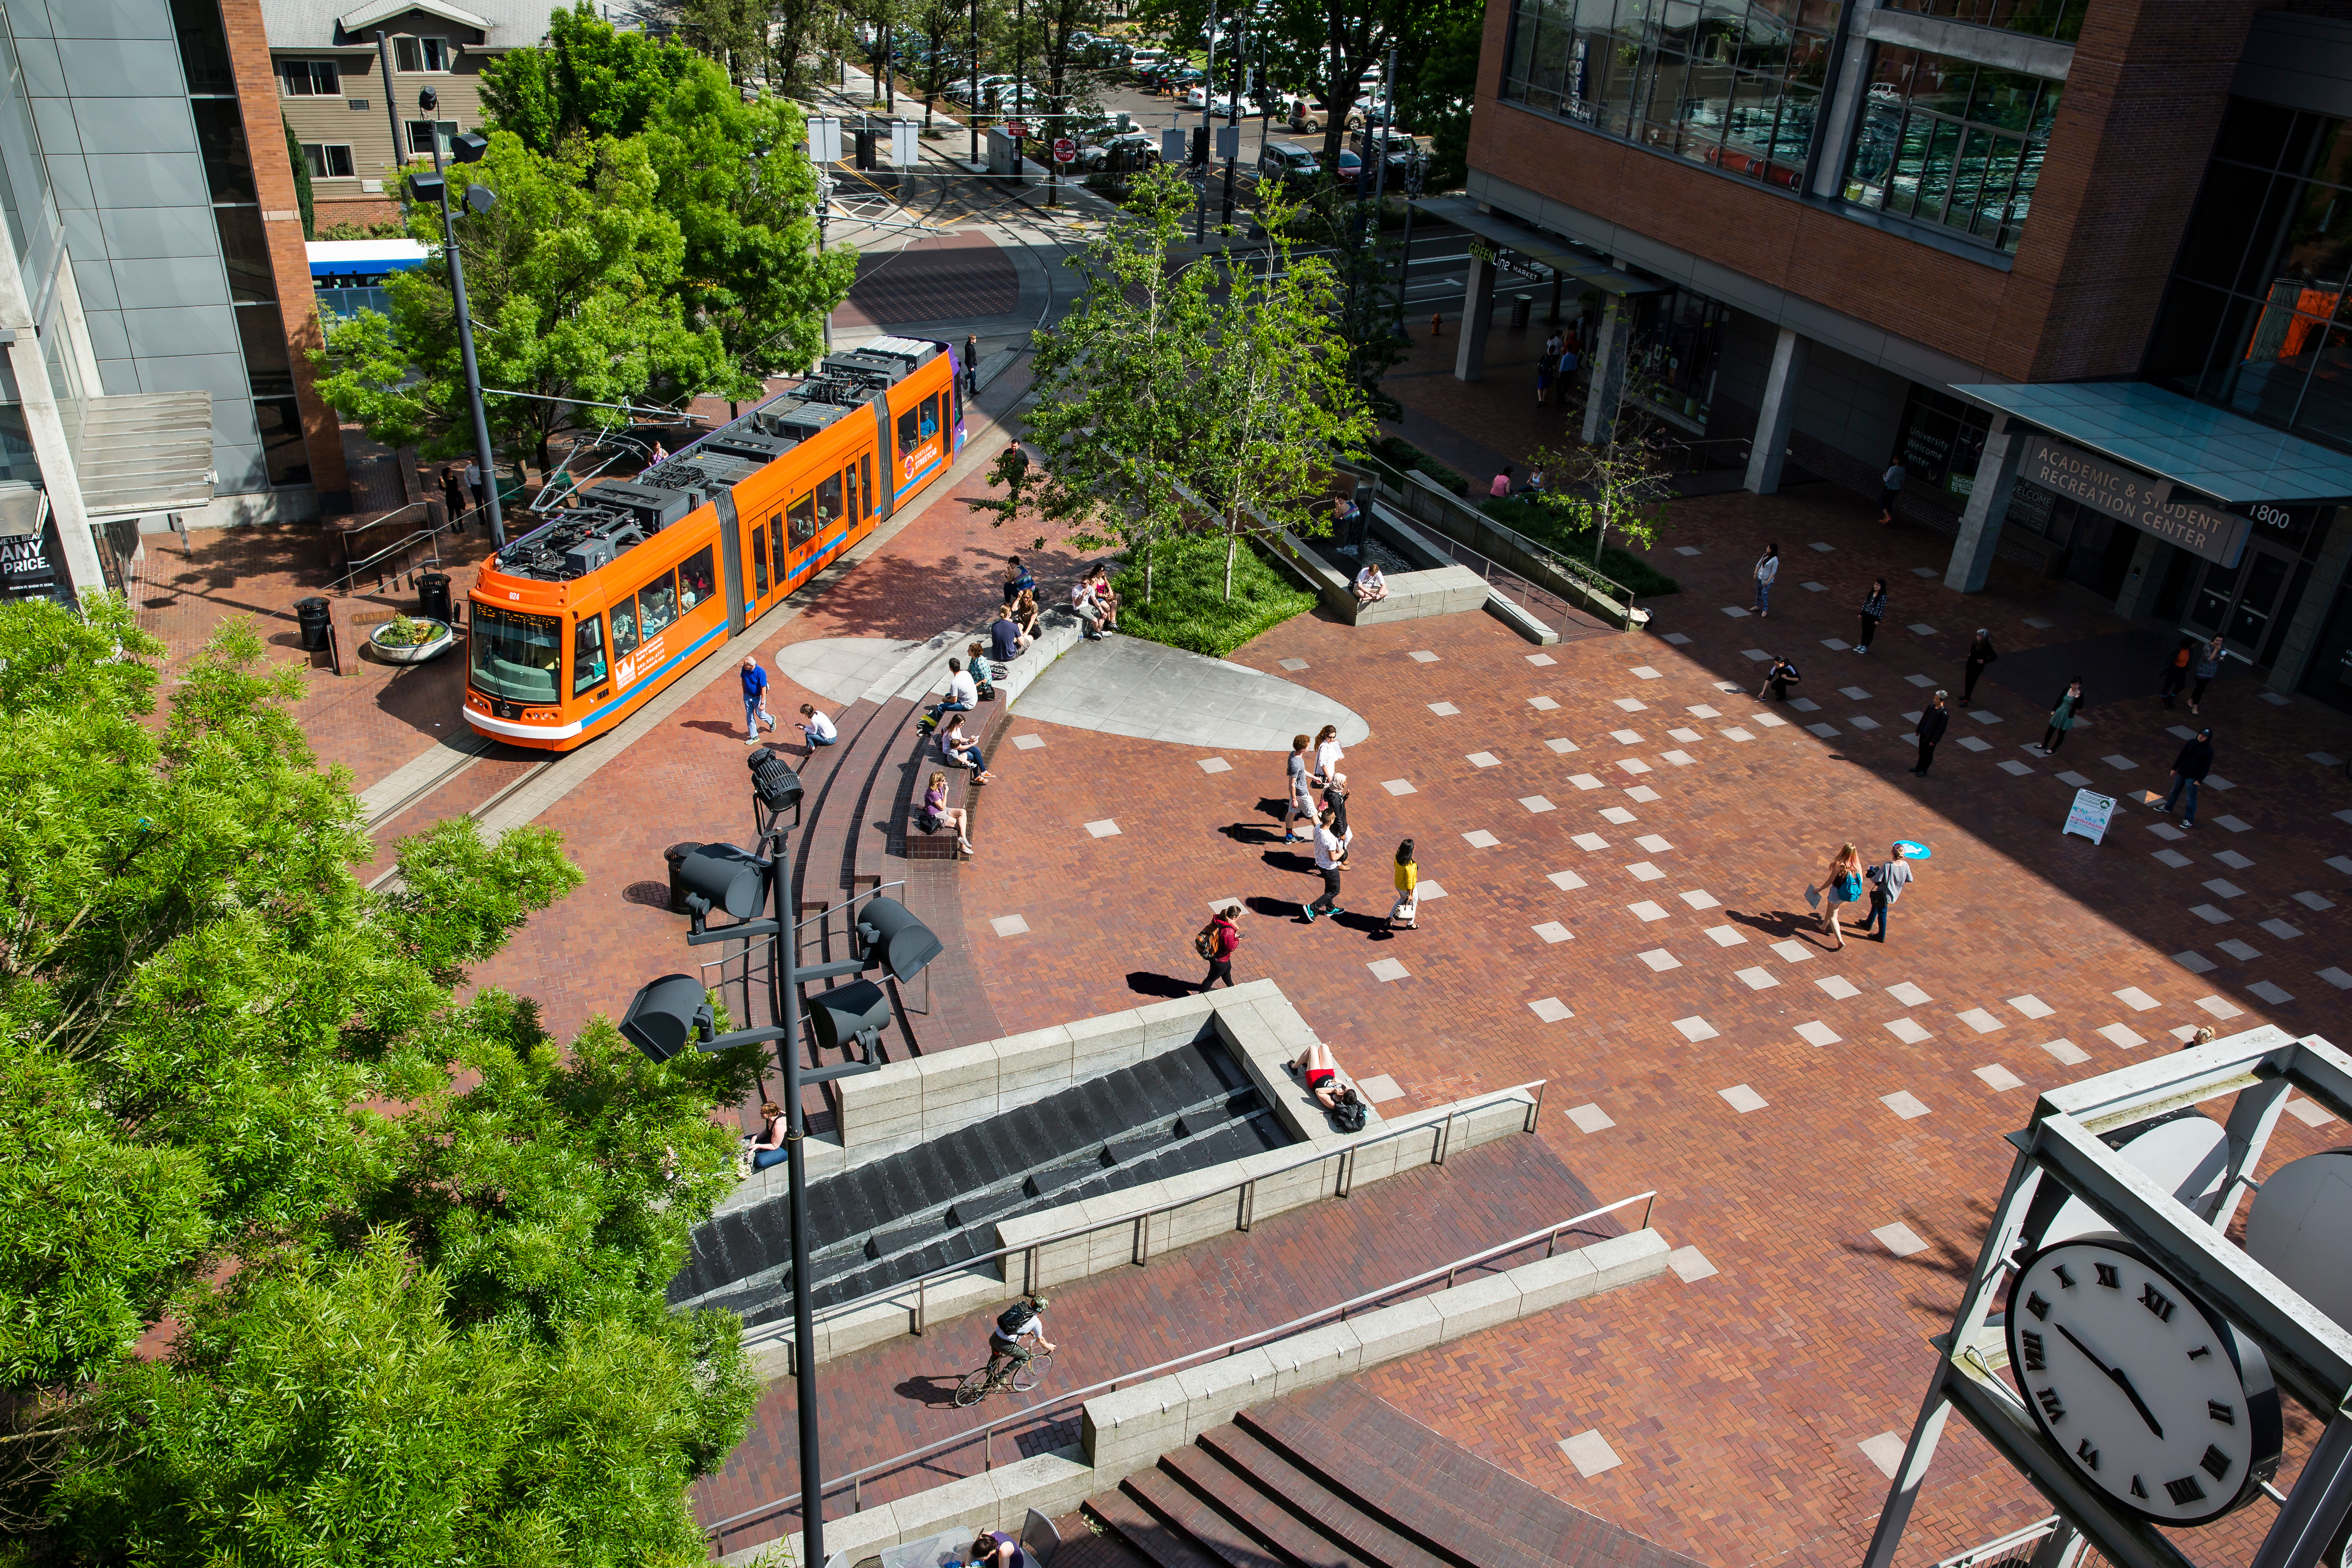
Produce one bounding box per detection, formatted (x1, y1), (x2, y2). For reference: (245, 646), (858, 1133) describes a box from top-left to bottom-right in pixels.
(462, 336), (967, 751)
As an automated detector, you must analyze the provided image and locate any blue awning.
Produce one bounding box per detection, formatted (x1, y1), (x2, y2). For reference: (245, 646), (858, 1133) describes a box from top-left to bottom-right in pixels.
(1950, 380), (2352, 506)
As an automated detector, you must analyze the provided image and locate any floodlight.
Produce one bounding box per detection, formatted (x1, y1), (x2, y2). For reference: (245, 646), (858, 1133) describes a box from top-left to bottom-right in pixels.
(452, 131), (489, 164)
(854, 897), (941, 983)
(676, 842), (769, 931)
(807, 979), (892, 1059)
(747, 746), (805, 816)
(407, 170), (446, 203)
(464, 183), (495, 215)
(619, 973), (712, 1061)
(418, 86), (438, 112)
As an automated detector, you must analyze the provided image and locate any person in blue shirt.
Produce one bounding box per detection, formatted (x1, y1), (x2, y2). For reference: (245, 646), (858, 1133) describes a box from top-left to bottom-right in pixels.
(740, 655), (771, 744)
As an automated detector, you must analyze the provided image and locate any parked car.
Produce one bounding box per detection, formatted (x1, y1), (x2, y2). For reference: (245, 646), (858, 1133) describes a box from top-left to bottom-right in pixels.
(1075, 130), (1161, 172)
(1333, 148), (1362, 188)
(1356, 126), (1421, 183)
(1129, 47), (1170, 76)
(1256, 140), (1321, 194)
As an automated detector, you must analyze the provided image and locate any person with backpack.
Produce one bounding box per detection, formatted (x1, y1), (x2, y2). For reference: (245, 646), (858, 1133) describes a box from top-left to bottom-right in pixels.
(982, 1292), (1056, 1383)
(1811, 841), (1865, 951)
(1288, 1042), (1367, 1131)
(1196, 906), (1241, 990)
(1856, 578), (1887, 654)
(1863, 845), (1915, 943)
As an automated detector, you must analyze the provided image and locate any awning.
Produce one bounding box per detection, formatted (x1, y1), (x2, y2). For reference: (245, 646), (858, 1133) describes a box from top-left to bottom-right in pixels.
(1409, 196), (1666, 297)
(70, 392), (216, 521)
(1950, 380), (2352, 506)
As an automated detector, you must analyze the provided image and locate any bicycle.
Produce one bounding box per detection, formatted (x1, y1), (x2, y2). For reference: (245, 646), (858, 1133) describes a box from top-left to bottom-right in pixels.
(953, 1346), (1054, 1406)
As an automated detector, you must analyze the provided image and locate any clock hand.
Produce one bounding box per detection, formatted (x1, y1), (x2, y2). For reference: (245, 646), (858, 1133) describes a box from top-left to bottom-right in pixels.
(2053, 1323), (2165, 1440)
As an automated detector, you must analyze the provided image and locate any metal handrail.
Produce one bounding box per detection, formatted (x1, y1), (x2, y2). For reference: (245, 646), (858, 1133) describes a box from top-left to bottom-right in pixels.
(327, 501), (452, 593)
(700, 1186), (1659, 1550)
(1935, 1516), (2060, 1568)
(751, 1078), (1552, 1346)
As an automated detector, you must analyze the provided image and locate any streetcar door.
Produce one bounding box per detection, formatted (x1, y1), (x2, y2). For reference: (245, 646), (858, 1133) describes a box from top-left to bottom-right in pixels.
(716, 491), (747, 635)
(750, 508), (769, 599)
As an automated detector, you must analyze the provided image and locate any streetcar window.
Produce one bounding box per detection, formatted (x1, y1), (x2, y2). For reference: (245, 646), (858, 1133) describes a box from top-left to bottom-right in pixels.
(862, 454), (873, 513)
(752, 518), (768, 595)
(845, 462), (859, 524)
(788, 491), (816, 544)
(678, 546), (715, 612)
(768, 511), (784, 573)
(816, 472), (843, 531)
(470, 603), (561, 702)
(572, 615), (608, 697)
(896, 403), (918, 455)
(638, 570), (679, 637)
(920, 394), (939, 442)
(949, 377), (959, 437)
(611, 599), (639, 661)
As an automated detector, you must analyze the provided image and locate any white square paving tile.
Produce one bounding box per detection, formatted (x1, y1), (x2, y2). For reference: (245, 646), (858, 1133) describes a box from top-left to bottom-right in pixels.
(1909, 623), (1939, 636)
(2312, 751), (2346, 767)
(1569, 773), (1605, 790)
(1752, 712), (1790, 728)
(2113, 986), (2160, 1011)
(1196, 757), (1231, 773)
(1615, 697), (1650, 711)
(1610, 727), (1646, 744)
(1954, 736), (1991, 751)
(1427, 701), (1460, 716)
(991, 914), (1031, 937)
(1818, 975), (1862, 999)
(1528, 996), (1575, 1022)
(1357, 1073), (1405, 1102)
(1382, 778), (1416, 796)
(1807, 723), (1842, 739)
(2260, 918), (2304, 940)
(1679, 889), (1718, 909)
(2262, 691), (2293, 705)
(2286, 1096), (2338, 1127)
(2331, 855), (2352, 875)
(1619, 758), (1654, 775)
(1674, 545), (1703, 557)
(1407, 651), (1438, 664)
(1547, 869), (1588, 890)
(1722, 605), (1753, 617)
(2319, 967), (2352, 990)
(1852, 716), (1882, 731)
(1627, 861), (1666, 882)
(1466, 751), (1502, 768)
(1770, 940), (1816, 963)
(1532, 921), (1574, 945)
(1735, 965), (1781, 990)
(2025, 616), (2054, 628)
(1883, 1090), (1932, 1119)
(1462, 829), (1501, 848)
(2058, 770), (2096, 788)
(1560, 1430), (1622, 1478)
(1686, 703), (1723, 719)
(1012, 733), (1046, 750)
(2152, 849), (2192, 867)
(1704, 925), (1748, 947)
(1998, 759), (2035, 776)
(2098, 1022), (2147, 1049)
(2215, 814), (2252, 832)
(1086, 818), (1122, 838)
(1601, 803), (1643, 822)
(1572, 832), (1611, 850)
(2217, 939), (2264, 960)
(1367, 958), (1409, 982)
(1719, 1083), (1768, 1112)
(1635, 833), (1674, 852)
(1546, 736), (1580, 754)
(1520, 794), (1557, 813)
(2248, 980), (2296, 1004)
(1790, 698), (1823, 713)
(1637, 948), (1681, 972)
(2195, 995), (2243, 1019)
(2203, 879), (2246, 898)
(1723, 726), (1756, 741)
(1887, 981), (1933, 1006)
(1872, 1224), (1927, 1258)
(1840, 686), (1873, 701)
(2190, 903), (2232, 924)
(1970, 710), (2003, 725)
(1529, 695), (1560, 710)
(2213, 849), (2254, 869)
(1525, 653), (1556, 666)
(1667, 1245), (1718, 1282)
(1810, 540), (1837, 553)
(1418, 882), (1447, 901)
(1675, 1015), (1720, 1041)
(1886, 1018), (1933, 1045)
(2150, 822), (2188, 842)
(1629, 901), (1670, 922)
(1661, 750), (1696, 766)
(1668, 726), (1703, 742)
(1566, 1102), (1615, 1133)
(1627, 786), (1662, 802)
(1795, 1020), (1842, 1046)
(1976, 1064), (2027, 1091)
(1278, 657), (1310, 671)
(2007, 995), (2055, 1019)
(1906, 673), (1936, 687)
(2174, 951), (2218, 973)
(2041, 1038), (2092, 1065)
(1957, 1008), (2004, 1033)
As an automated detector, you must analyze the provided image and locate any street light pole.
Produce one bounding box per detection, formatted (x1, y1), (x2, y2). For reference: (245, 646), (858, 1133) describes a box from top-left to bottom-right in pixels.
(968, 0), (980, 166)
(1196, 0), (1216, 241)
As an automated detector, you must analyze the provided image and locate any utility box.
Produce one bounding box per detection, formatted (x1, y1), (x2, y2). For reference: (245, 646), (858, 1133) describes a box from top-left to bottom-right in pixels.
(986, 126), (1024, 182)
(889, 118), (917, 166)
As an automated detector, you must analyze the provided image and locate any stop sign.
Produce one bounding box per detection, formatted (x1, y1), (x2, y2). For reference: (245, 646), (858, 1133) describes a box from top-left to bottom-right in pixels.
(1053, 137), (1076, 163)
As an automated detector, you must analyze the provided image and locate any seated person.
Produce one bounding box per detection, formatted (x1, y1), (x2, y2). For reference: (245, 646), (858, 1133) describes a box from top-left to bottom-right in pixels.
(1012, 589), (1041, 641)
(991, 608), (1029, 662)
(941, 718), (995, 782)
(1331, 493), (1359, 531)
(745, 1101), (787, 1171)
(797, 702), (837, 747)
(1756, 655), (1802, 702)
(1353, 562), (1388, 603)
(1085, 564), (1120, 630)
(966, 641), (996, 698)
(924, 657), (978, 727)
(970, 1532), (1029, 1568)
(916, 770), (972, 855)
(1000, 554), (1035, 606)
(1071, 579), (1107, 641)
(1288, 1041), (1349, 1111)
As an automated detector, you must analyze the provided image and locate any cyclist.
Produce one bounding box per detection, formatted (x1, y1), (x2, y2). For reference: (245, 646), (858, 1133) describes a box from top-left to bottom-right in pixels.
(984, 1291), (1057, 1382)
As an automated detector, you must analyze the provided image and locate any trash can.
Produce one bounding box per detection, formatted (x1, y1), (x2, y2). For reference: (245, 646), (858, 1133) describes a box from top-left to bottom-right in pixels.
(664, 842), (700, 914)
(295, 596), (332, 652)
(418, 572), (452, 622)
(1510, 294), (1532, 329)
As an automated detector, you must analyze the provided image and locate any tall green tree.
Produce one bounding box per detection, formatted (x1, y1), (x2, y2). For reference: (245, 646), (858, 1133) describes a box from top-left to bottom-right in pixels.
(679, 0), (774, 85)
(477, 4), (701, 154)
(0, 598), (767, 1562)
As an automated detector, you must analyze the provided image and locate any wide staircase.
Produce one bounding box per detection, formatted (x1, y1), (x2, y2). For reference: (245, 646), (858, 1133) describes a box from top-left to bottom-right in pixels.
(1084, 1382), (1702, 1568)
(670, 1034), (1289, 1327)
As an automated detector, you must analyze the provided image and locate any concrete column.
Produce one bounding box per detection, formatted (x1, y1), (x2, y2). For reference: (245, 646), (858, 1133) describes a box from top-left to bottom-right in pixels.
(2268, 506), (2352, 695)
(1943, 417), (2022, 593)
(1453, 252), (1495, 382)
(2113, 532), (2167, 619)
(1580, 295), (1629, 445)
(1743, 325), (1808, 495)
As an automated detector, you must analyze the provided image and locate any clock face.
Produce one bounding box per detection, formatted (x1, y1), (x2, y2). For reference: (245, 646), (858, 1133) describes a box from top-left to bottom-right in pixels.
(2006, 1235), (2282, 1526)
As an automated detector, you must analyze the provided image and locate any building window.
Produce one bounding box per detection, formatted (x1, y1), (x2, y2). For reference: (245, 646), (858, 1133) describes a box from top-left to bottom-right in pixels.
(282, 59), (338, 95)
(302, 142), (355, 178)
(189, 98), (256, 204)
(1893, 383), (1992, 502)
(2146, 99), (2352, 451)
(392, 36), (451, 72)
(1499, 0), (1839, 191)
(1840, 45), (2060, 254)
(406, 118), (459, 157)
(1877, 0), (2082, 43)
(256, 397), (311, 487)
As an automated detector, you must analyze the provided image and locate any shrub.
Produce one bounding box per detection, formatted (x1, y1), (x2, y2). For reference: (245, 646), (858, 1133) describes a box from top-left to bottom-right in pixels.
(1370, 434), (1468, 495)
(1112, 534), (1318, 657)
(1481, 495), (1681, 597)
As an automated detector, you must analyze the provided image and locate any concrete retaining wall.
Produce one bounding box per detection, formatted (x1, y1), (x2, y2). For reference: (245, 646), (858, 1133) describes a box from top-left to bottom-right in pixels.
(735, 1227), (1673, 1568)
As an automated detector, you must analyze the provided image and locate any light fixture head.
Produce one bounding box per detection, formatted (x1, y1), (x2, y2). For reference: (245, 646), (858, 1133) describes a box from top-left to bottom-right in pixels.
(619, 973), (714, 1062)
(407, 170), (446, 203)
(452, 130), (489, 164)
(464, 182), (495, 215)
(854, 897), (942, 983)
(418, 85), (438, 112)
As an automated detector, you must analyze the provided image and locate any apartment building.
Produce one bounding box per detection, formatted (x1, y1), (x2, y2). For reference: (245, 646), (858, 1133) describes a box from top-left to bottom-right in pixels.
(1445, 0), (2352, 711)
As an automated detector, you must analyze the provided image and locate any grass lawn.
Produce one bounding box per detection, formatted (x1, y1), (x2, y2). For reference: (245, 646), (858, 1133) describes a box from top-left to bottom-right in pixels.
(1112, 534), (1319, 659)
(1480, 496), (1681, 598)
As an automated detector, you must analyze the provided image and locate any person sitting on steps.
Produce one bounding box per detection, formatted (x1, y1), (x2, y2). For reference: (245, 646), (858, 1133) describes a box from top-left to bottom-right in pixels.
(941, 716), (996, 782)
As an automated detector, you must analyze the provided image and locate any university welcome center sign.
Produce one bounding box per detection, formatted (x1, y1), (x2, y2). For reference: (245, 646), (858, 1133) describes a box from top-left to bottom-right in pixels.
(2021, 436), (2253, 567)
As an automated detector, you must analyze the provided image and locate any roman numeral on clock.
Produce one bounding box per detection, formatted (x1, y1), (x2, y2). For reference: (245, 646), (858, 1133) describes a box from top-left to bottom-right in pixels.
(2096, 1263), (2121, 1289)
(2026, 1291), (2051, 1321)
(2054, 1264), (2076, 1289)
(2140, 1283), (2176, 1322)
(2209, 1401), (2235, 1426)
(2019, 1331), (2046, 1371)
(2201, 1444), (2232, 1482)
(2076, 1439), (2099, 1470)
(2187, 1344), (2213, 1360)
(2166, 1475), (2208, 1506)
(2036, 1387), (2066, 1423)
(2131, 1475), (2149, 1500)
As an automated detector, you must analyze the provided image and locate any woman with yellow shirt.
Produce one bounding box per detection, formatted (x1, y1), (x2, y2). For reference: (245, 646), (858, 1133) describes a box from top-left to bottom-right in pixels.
(1391, 838), (1419, 930)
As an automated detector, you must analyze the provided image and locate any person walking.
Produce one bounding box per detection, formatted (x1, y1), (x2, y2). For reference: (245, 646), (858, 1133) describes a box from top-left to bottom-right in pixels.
(1812, 841), (1866, 950)
(1876, 460), (1906, 525)
(1912, 688), (1949, 776)
(2158, 636), (2194, 709)
(1753, 542), (1780, 617)
(1281, 733), (1318, 843)
(2157, 726), (2215, 828)
(1311, 722), (1345, 786)
(1302, 806), (1350, 922)
(1756, 653), (1802, 702)
(1196, 905), (1241, 990)
(1862, 845), (1915, 943)
(1389, 839), (1419, 929)
(2038, 677), (2086, 754)
(1534, 355), (1553, 407)
(1961, 629), (1999, 704)
(740, 655), (773, 744)
(963, 332), (980, 393)
(1856, 578), (1887, 654)
(2190, 635), (2225, 715)
(441, 464), (469, 529)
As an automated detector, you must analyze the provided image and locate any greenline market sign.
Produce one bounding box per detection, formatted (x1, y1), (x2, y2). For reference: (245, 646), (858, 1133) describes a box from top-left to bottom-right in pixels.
(2019, 435), (2251, 568)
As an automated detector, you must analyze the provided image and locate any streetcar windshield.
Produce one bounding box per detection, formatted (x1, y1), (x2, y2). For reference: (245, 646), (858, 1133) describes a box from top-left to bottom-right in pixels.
(470, 603), (561, 702)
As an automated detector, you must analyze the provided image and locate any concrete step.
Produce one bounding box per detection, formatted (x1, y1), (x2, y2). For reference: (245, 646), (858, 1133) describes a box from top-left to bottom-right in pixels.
(1085, 1487), (1227, 1568)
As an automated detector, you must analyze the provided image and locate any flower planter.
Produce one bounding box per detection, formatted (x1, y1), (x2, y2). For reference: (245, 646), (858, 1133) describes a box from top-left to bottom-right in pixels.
(368, 618), (456, 664)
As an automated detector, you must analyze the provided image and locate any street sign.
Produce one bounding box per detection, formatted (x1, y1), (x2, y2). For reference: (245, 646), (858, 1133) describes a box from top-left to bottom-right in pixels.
(1005, 121), (1029, 138)
(1053, 137), (1076, 163)
(2062, 788), (2116, 846)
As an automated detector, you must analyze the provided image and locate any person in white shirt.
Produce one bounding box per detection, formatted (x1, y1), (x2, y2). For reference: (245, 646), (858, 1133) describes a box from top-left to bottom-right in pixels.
(1071, 578), (1107, 640)
(797, 703), (838, 747)
(1303, 807), (1351, 921)
(1311, 722), (1344, 785)
(1353, 562), (1388, 603)
(926, 657), (978, 727)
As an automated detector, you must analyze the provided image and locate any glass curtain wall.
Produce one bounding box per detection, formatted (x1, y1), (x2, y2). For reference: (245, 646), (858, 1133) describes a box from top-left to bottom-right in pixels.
(1840, 46), (2061, 254)
(1501, 0), (1840, 191)
(2145, 100), (2352, 451)
(1875, 0), (2082, 40)
(0, 11), (68, 484)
